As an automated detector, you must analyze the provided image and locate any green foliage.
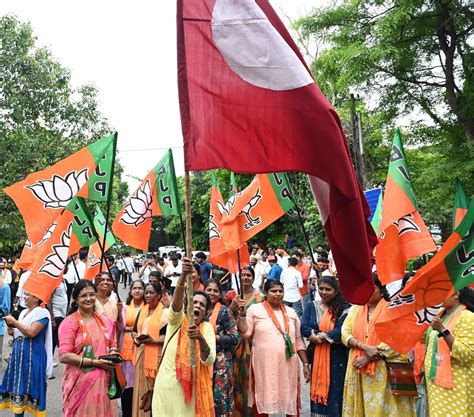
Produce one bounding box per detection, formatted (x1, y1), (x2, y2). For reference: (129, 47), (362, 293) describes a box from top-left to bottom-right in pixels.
(0, 15), (128, 254)
(294, 0), (473, 239)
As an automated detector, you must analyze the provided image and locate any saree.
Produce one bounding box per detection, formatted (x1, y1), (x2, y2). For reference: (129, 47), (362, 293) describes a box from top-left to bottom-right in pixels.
(0, 307), (52, 417)
(233, 292), (263, 417)
(59, 312), (118, 417)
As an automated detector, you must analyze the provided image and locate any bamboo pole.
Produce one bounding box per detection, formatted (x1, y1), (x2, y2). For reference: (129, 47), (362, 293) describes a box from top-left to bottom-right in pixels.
(184, 171), (196, 368)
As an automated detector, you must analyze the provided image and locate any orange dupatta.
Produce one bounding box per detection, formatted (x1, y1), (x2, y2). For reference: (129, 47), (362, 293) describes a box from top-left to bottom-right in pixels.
(426, 304), (466, 389)
(262, 301), (295, 358)
(351, 302), (384, 375)
(209, 302), (222, 334)
(311, 308), (335, 405)
(120, 302), (144, 361)
(133, 303), (164, 378)
(176, 315), (214, 417)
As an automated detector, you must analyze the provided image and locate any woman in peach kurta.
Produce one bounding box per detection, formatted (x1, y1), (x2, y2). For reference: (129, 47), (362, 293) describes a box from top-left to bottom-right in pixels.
(238, 280), (310, 416)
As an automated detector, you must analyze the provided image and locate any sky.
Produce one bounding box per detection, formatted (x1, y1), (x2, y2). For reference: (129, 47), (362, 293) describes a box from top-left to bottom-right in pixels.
(1, 0), (324, 189)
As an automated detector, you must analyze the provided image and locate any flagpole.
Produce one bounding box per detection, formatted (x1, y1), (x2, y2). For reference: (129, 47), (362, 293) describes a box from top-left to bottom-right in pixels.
(99, 132), (118, 272)
(178, 211), (187, 254)
(236, 249), (243, 296)
(184, 171), (196, 369)
(95, 235), (122, 303)
(71, 255), (81, 282)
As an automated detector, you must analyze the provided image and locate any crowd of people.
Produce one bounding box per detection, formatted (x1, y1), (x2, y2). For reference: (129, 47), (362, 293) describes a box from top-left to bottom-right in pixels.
(0, 244), (472, 417)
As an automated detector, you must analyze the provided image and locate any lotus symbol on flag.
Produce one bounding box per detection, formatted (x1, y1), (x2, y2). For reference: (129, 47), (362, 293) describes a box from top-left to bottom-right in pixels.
(26, 169), (88, 208)
(88, 253), (100, 268)
(209, 214), (220, 240)
(120, 180), (153, 227)
(39, 224), (71, 278)
(240, 191), (262, 230)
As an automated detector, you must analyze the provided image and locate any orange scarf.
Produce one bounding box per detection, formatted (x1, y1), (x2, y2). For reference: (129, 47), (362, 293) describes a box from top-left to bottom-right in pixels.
(209, 302), (222, 334)
(262, 301), (295, 358)
(352, 302), (384, 375)
(311, 308), (335, 405)
(426, 304), (466, 389)
(120, 302), (144, 361)
(133, 303), (164, 378)
(176, 315), (214, 417)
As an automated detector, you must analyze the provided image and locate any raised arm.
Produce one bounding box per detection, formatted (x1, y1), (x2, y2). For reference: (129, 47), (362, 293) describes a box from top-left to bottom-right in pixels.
(171, 258), (193, 313)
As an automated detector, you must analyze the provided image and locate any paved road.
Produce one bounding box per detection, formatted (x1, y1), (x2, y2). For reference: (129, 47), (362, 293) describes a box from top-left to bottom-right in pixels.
(0, 276), (310, 416)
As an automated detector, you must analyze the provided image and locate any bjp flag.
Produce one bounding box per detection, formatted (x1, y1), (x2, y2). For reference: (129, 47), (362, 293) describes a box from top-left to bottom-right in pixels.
(375, 198), (473, 353)
(112, 149), (180, 251)
(23, 197), (97, 303)
(4, 133), (116, 245)
(219, 173), (295, 252)
(376, 129), (436, 285)
(84, 205), (116, 280)
(209, 174), (249, 273)
(453, 178), (470, 230)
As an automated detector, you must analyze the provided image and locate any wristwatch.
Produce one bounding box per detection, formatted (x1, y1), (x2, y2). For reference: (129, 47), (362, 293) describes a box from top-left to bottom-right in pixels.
(437, 329), (450, 338)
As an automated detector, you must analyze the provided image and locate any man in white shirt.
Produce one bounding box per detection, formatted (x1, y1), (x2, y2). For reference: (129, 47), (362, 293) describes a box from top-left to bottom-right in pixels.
(123, 253), (134, 288)
(280, 257), (303, 317)
(15, 270), (31, 311)
(251, 255), (270, 290)
(48, 280), (68, 359)
(138, 256), (160, 284)
(75, 248), (87, 279)
(165, 255), (182, 293)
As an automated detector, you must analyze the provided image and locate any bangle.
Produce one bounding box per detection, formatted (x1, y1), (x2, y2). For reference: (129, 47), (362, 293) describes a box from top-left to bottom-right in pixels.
(79, 357), (84, 368)
(91, 359), (94, 367)
(176, 283), (186, 288)
(303, 363), (310, 367)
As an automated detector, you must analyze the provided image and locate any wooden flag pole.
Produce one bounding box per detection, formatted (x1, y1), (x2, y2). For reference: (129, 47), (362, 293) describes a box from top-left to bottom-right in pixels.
(178, 211), (187, 254)
(184, 171), (196, 368)
(71, 255), (81, 282)
(99, 132), (118, 272)
(236, 249), (243, 296)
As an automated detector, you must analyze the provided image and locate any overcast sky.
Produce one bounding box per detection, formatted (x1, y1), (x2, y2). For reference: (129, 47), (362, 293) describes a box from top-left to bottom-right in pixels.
(1, 0), (324, 189)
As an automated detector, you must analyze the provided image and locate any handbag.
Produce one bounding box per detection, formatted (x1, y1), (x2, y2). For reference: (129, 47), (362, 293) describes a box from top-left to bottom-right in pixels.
(385, 361), (418, 396)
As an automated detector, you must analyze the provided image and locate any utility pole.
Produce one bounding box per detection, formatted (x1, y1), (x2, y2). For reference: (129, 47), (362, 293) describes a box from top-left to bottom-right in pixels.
(349, 94), (366, 188)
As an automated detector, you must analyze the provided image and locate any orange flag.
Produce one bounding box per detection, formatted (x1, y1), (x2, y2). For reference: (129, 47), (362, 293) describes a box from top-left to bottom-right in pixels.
(23, 197), (97, 303)
(4, 134), (115, 245)
(112, 150), (180, 251)
(376, 130), (436, 284)
(375, 199), (473, 353)
(220, 173), (295, 252)
(209, 175), (249, 273)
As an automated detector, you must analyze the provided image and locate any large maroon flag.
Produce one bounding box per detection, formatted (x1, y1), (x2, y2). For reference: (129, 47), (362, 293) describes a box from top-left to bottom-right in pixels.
(177, 0), (377, 303)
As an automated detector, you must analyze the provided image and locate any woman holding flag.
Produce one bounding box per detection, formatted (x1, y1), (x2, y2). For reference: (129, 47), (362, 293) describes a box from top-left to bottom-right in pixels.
(151, 258), (216, 416)
(237, 279), (310, 416)
(204, 278), (239, 417)
(301, 275), (350, 417)
(423, 287), (474, 417)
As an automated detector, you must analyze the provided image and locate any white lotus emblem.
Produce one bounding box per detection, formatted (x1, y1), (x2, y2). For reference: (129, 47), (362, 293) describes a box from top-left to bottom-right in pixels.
(87, 253), (100, 269)
(39, 224), (71, 278)
(120, 180), (153, 227)
(26, 169), (88, 208)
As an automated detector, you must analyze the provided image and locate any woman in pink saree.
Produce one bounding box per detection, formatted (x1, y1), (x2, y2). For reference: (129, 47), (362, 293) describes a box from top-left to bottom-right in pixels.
(59, 280), (120, 417)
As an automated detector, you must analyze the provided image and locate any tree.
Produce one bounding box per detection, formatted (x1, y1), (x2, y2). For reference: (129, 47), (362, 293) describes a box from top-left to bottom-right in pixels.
(294, 0), (473, 239)
(0, 15), (128, 254)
